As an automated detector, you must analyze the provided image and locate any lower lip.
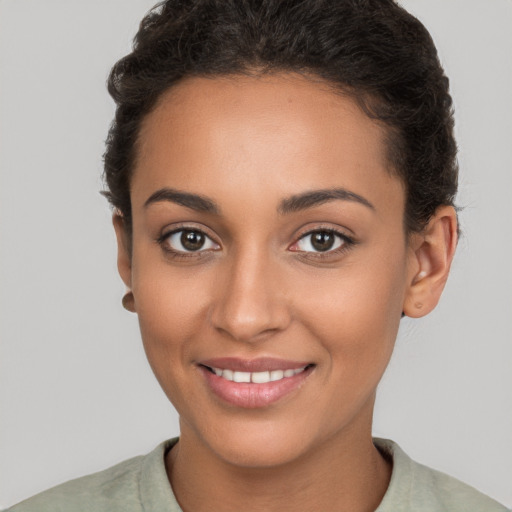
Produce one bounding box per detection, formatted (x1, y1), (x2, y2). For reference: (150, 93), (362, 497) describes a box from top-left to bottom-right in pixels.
(199, 365), (314, 409)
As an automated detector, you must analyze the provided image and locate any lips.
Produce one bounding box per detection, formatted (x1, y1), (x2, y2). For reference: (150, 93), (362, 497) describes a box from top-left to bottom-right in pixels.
(198, 358), (315, 408)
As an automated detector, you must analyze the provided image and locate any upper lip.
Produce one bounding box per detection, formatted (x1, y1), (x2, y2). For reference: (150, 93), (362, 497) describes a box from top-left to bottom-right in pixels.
(198, 357), (312, 372)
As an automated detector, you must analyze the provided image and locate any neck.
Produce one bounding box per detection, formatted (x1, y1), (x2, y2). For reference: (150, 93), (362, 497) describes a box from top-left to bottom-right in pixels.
(166, 407), (391, 512)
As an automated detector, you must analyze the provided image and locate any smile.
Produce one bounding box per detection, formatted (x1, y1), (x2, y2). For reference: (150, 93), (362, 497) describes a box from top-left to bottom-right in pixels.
(205, 366), (308, 383)
(198, 359), (315, 408)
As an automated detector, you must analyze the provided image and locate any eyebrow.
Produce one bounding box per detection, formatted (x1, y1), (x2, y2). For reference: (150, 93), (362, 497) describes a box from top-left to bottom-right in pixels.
(143, 186), (374, 215)
(278, 188), (375, 214)
(144, 188), (220, 214)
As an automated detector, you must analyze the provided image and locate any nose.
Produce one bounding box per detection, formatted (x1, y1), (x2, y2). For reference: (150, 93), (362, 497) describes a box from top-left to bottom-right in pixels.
(209, 248), (291, 343)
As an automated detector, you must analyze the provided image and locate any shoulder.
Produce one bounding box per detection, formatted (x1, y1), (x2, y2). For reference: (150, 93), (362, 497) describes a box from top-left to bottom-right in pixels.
(5, 453), (147, 512)
(5, 439), (179, 512)
(374, 438), (510, 512)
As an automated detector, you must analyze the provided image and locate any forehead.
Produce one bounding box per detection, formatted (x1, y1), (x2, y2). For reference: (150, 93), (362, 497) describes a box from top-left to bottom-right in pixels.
(132, 73), (403, 216)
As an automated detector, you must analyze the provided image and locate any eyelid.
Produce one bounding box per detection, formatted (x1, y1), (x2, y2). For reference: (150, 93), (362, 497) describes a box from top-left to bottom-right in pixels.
(155, 222), (355, 260)
(158, 221), (219, 240)
(288, 225), (356, 256)
(156, 223), (221, 256)
(168, 230), (219, 252)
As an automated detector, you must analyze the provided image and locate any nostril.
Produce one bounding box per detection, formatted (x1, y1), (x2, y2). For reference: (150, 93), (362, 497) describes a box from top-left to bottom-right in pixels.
(208, 269), (292, 342)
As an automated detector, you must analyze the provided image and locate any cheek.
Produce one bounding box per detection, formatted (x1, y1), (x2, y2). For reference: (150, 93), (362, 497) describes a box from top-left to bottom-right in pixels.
(133, 274), (214, 418)
(293, 248), (407, 376)
(131, 255), (212, 376)
(298, 259), (405, 334)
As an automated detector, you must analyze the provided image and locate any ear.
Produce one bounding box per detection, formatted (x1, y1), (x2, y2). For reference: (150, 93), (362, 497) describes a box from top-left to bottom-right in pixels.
(113, 213), (136, 312)
(403, 206), (458, 318)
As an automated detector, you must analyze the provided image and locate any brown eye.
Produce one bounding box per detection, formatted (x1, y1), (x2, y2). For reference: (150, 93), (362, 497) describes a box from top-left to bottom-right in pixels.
(181, 230), (205, 251)
(311, 232), (335, 252)
(294, 230), (344, 253)
(164, 229), (219, 253)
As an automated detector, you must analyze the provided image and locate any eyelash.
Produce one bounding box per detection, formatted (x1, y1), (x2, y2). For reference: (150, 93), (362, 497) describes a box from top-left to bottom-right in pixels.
(156, 226), (356, 261)
(156, 226), (220, 260)
(290, 228), (356, 260)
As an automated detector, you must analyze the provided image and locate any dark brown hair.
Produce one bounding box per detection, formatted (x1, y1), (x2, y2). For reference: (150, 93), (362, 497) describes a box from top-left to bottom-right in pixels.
(103, 0), (457, 234)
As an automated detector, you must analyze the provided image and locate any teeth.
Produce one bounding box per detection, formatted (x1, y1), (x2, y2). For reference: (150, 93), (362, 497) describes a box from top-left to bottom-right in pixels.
(223, 369), (234, 381)
(251, 371), (271, 384)
(210, 366), (307, 383)
(233, 371), (251, 383)
(270, 370), (284, 381)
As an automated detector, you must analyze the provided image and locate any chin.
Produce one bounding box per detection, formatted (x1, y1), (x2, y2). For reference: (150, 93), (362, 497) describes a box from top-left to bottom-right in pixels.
(211, 431), (309, 469)
(185, 409), (332, 470)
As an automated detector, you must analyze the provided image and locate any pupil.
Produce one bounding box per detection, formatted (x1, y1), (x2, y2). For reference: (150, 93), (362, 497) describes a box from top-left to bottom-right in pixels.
(181, 230), (205, 251)
(311, 232), (334, 251)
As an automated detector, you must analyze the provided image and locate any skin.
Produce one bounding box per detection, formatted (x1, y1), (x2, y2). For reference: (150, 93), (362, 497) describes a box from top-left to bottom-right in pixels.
(114, 73), (457, 512)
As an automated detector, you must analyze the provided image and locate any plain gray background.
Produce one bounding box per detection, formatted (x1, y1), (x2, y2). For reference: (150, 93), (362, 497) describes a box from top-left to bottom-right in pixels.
(1, 0), (511, 508)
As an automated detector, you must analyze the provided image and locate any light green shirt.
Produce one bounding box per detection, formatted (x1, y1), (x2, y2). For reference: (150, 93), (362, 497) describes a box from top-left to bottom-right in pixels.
(6, 438), (509, 511)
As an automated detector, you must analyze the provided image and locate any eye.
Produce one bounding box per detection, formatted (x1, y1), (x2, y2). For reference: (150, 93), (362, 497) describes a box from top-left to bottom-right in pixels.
(291, 230), (348, 253)
(162, 229), (219, 253)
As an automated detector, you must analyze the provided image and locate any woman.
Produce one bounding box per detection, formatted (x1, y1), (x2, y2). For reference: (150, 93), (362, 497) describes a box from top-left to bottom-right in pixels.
(4, 1), (510, 511)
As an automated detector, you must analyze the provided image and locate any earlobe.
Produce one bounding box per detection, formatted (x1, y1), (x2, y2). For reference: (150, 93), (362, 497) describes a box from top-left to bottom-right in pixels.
(403, 206), (458, 318)
(122, 290), (136, 313)
(112, 213), (136, 313)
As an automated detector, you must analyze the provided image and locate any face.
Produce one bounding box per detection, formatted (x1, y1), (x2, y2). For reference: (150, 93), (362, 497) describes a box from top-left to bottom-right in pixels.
(119, 73), (417, 468)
